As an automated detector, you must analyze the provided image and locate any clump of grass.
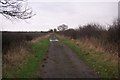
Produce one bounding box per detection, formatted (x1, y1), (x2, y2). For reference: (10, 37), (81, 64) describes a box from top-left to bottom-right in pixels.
(58, 36), (118, 78)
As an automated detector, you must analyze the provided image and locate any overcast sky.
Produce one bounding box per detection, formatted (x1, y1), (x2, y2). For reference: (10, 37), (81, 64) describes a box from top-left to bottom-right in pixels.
(0, 0), (118, 31)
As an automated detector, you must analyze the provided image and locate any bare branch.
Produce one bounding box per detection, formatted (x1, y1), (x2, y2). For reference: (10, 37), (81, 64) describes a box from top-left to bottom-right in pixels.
(0, 0), (34, 19)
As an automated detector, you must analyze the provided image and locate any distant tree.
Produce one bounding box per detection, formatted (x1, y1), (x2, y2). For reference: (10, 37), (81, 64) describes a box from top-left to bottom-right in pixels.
(77, 24), (102, 38)
(57, 24), (68, 31)
(54, 28), (57, 33)
(48, 29), (53, 33)
(64, 29), (77, 39)
(0, 0), (34, 19)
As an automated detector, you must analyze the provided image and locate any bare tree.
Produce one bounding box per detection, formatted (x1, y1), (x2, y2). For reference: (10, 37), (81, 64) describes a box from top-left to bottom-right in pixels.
(0, 0), (34, 19)
(57, 24), (68, 31)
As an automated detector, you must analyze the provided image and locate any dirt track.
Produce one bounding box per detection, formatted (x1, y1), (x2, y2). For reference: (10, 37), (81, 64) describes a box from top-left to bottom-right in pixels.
(37, 35), (98, 78)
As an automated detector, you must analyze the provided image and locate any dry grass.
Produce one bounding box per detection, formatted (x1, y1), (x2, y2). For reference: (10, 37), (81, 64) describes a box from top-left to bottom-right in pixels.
(72, 37), (118, 55)
(31, 34), (50, 44)
(2, 41), (31, 77)
(70, 37), (118, 67)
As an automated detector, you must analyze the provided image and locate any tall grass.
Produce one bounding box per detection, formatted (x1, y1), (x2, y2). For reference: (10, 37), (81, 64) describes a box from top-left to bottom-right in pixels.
(3, 41), (31, 78)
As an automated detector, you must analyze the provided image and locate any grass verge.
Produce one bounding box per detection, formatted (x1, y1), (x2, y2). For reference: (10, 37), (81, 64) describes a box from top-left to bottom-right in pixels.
(3, 37), (49, 78)
(58, 35), (118, 78)
(16, 38), (49, 78)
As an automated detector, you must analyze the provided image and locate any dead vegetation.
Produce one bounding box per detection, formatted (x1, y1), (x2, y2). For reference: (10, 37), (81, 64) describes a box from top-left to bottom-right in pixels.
(2, 41), (31, 77)
(31, 34), (50, 44)
(72, 38), (118, 65)
(76, 37), (118, 56)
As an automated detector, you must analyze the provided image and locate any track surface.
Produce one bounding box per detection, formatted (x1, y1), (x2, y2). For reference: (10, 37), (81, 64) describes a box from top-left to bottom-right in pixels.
(37, 35), (98, 78)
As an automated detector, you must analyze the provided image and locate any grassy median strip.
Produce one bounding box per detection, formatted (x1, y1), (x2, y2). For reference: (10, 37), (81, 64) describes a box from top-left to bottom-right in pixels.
(58, 36), (118, 78)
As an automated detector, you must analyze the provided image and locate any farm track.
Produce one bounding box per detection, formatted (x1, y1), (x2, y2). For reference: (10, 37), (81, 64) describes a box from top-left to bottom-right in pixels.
(37, 35), (98, 78)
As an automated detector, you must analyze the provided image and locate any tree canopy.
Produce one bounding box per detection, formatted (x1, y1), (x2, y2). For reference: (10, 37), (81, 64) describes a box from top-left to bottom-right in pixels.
(57, 24), (68, 31)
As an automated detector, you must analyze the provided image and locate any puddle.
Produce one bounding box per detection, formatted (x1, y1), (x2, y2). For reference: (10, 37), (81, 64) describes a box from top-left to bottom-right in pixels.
(49, 39), (59, 42)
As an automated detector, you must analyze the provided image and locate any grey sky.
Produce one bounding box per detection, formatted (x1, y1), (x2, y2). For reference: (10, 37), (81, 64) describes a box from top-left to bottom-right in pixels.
(0, 0), (118, 31)
(28, 0), (119, 2)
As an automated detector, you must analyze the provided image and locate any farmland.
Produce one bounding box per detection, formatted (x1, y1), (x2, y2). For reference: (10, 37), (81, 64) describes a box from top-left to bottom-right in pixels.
(2, 31), (48, 54)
